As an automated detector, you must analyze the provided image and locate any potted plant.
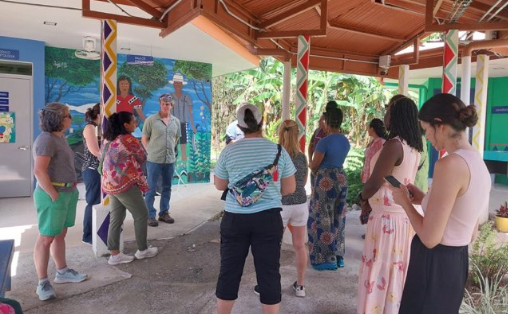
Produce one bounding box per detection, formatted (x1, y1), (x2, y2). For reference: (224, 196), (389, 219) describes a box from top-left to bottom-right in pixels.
(495, 201), (508, 232)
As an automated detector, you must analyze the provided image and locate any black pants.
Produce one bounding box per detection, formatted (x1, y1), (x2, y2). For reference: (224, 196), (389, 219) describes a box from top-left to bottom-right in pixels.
(399, 235), (468, 314)
(216, 208), (283, 305)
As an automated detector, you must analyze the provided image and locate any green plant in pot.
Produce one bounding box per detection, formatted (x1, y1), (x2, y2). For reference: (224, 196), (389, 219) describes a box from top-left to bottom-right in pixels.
(494, 201), (508, 233)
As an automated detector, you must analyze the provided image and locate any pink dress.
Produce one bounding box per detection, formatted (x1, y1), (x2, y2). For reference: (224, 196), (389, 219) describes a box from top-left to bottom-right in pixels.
(361, 137), (386, 183)
(357, 138), (420, 314)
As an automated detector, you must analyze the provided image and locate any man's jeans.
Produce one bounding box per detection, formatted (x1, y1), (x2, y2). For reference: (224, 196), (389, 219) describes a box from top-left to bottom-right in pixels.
(82, 168), (101, 243)
(145, 161), (175, 219)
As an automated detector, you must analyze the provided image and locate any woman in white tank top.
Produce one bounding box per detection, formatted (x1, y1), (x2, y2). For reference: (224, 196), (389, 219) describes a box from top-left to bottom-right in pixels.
(392, 93), (491, 314)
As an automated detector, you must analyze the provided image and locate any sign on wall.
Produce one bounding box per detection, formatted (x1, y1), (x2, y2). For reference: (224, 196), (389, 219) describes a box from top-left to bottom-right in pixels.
(492, 106), (508, 114)
(0, 112), (15, 143)
(0, 48), (19, 60)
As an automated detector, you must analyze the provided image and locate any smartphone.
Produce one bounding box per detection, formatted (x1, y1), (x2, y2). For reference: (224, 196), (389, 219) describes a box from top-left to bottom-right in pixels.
(384, 175), (401, 188)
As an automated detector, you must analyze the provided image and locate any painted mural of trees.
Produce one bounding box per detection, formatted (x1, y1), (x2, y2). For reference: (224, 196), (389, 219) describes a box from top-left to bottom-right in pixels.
(118, 60), (168, 107)
(172, 60), (212, 111)
(45, 47), (98, 103)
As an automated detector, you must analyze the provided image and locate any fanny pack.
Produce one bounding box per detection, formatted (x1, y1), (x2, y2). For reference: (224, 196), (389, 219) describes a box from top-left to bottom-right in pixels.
(221, 144), (282, 207)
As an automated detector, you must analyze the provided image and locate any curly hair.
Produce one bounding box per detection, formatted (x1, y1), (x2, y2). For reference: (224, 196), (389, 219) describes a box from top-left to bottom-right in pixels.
(419, 93), (478, 134)
(323, 100), (343, 129)
(39, 102), (68, 132)
(388, 97), (423, 152)
(369, 118), (388, 139)
(104, 112), (134, 141)
(278, 119), (301, 158)
(85, 103), (100, 123)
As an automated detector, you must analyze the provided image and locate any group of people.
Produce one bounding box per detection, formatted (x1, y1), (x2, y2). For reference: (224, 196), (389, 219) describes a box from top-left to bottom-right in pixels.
(214, 94), (491, 314)
(32, 82), (191, 300)
(31, 90), (491, 314)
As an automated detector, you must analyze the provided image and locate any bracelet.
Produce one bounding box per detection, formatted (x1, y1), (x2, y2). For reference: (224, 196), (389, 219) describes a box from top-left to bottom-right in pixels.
(358, 192), (367, 202)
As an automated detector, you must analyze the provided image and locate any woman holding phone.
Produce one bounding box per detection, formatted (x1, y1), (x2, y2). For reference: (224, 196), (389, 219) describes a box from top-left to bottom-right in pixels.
(356, 95), (423, 314)
(392, 93), (491, 314)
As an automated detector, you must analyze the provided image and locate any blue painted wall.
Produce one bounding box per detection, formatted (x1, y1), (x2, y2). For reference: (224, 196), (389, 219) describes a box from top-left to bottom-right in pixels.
(0, 36), (45, 140)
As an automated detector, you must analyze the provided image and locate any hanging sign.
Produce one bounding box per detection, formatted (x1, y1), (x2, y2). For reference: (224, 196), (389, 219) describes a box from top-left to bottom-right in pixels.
(492, 106), (508, 114)
(0, 49), (19, 60)
(126, 55), (153, 65)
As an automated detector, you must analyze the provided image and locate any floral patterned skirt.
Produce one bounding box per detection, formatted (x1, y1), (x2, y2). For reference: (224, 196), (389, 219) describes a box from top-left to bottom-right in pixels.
(357, 208), (414, 314)
(308, 167), (348, 269)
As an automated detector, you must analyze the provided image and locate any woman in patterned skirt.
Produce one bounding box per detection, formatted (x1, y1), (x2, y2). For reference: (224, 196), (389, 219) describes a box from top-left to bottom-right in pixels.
(356, 95), (423, 314)
(308, 101), (350, 270)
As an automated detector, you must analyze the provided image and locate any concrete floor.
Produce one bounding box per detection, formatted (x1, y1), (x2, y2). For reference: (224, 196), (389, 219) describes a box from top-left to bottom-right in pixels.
(0, 181), (507, 313)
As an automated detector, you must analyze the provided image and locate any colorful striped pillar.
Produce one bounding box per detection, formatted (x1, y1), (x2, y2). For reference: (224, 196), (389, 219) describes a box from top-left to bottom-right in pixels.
(398, 65), (409, 96)
(473, 54), (489, 157)
(296, 35), (310, 152)
(442, 30), (458, 95)
(460, 55), (472, 106)
(94, 19), (118, 257)
(440, 29), (458, 157)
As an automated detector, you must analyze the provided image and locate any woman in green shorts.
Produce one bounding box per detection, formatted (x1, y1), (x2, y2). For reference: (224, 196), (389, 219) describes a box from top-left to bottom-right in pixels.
(33, 103), (88, 301)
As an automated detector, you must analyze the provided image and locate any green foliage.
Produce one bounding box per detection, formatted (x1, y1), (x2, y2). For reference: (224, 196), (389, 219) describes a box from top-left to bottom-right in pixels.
(344, 147), (365, 205)
(265, 119), (282, 144)
(460, 264), (508, 314)
(45, 47), (99, 102)
(173, 60), (212, 111)
(118, 60), (167, 101)
(469, 222), (508, 288)
(173, 60), (212, 81)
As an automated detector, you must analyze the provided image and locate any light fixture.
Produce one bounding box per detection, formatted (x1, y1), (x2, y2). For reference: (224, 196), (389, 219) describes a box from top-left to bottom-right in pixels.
(43, 21), (57, 26)
(120, 47), (131, 52)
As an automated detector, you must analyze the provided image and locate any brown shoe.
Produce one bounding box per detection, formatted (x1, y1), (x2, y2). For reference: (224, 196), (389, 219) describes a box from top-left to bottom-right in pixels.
(148, 218), (159, 227)
(158, 213), (175, 224)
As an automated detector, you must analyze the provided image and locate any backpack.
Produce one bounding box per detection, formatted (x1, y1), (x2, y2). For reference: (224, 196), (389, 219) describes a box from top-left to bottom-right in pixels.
(221, 144), (282, 207)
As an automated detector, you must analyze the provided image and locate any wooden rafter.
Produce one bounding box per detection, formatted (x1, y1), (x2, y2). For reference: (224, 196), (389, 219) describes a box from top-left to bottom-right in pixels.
(328, 22), (405, 42)
(126, 0), (163, 20)
(258, 0), (322, 29)
(425, 0), (508, 31)
(82, 0), (166, 28)
(256, 0), (327, 39)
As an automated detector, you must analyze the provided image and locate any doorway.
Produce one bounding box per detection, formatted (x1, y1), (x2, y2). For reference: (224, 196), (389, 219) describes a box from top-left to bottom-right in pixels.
(0, 62), (33, 198)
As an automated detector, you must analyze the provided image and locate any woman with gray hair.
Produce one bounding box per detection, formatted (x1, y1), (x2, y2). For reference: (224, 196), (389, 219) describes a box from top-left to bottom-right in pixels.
(33, 103), (87, 301)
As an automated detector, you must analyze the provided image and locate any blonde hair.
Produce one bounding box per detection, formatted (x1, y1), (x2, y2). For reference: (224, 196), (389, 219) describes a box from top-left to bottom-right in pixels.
(278, 119), (301, 158)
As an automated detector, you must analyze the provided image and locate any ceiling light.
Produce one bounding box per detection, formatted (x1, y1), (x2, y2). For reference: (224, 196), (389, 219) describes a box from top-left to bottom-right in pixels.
(120, 47), (131, 52)
(43, 21), (57, 26)
(493, 67), (505, 70)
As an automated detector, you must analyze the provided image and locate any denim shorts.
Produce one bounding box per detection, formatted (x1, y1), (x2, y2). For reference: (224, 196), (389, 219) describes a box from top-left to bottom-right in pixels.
(34, 187), (79, 236)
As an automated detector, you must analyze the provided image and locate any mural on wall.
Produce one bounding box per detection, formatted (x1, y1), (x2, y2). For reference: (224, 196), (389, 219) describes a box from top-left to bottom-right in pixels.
(0, 112), (15, 143)
(45, 46), (212, 183)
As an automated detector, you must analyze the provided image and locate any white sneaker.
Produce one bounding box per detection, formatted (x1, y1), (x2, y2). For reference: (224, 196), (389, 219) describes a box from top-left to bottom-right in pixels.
(135, 246), (158, 260)
(293, 281), (306, 297)
(108, 252), (135, 265)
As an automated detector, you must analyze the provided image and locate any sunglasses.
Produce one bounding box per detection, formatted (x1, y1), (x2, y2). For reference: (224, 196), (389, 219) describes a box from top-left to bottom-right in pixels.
(64, 113), (72, 119)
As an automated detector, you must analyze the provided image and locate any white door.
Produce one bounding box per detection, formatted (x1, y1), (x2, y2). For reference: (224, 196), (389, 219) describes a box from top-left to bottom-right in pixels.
(0, 74), (32, 197)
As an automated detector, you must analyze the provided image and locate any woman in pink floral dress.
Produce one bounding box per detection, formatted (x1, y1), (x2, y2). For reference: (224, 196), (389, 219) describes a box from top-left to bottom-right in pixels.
(356, 95), (423, 314)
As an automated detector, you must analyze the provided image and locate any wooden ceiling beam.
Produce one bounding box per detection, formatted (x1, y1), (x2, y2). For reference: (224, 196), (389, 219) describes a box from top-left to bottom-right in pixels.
(328, 22), (405, 42)
(126, 0), (163, 20)
(199, 0), (258, 45)
(258, 0), (322, 29)
(159, 0), (200, 37)
(256, 0), (327, 39)
(82, 0), (166, 28)
(425, 0), (508, 32)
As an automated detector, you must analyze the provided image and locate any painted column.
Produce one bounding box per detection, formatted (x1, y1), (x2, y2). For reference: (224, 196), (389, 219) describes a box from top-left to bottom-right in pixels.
(296, 35), (310, 152)
(282, 61), (291, 121)
(398, 65), (409, 96)
(474, 54), (489, 224)
(93, 19), (119, 257)
(460, 55), (471, 106)
(441, 29), (459, 157)
(442, 30), (458, 95)
(473, 54), (489, 156)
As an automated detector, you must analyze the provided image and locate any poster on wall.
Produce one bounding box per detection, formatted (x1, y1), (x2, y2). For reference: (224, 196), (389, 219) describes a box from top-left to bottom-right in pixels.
(0, 112), (15, 143)
(45, 46), (212, 183)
